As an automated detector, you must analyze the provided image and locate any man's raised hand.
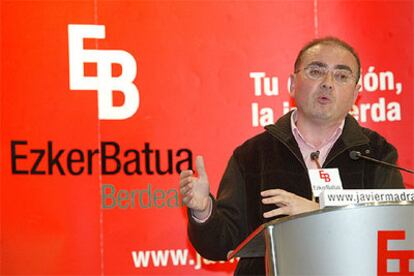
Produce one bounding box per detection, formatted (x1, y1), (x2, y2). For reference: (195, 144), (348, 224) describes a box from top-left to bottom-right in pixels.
(180, 156), (211, 218)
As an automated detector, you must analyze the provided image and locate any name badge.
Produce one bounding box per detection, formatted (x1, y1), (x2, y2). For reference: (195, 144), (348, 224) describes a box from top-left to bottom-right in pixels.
(308, 168), (343, 197)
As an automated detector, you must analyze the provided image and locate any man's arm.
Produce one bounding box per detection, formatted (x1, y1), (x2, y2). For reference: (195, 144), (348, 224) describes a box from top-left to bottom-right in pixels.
(180, 155), (249, 261)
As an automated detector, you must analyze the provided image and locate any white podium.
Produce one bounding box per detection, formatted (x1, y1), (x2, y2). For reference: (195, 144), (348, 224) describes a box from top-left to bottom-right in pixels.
(228, 202), (414, 275)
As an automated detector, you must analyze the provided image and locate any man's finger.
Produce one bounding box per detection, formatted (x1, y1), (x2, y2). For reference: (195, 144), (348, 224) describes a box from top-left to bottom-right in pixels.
(261, 195), (288, 205)
(180, 176), (194, 187)
(263, 207), (287, 218)
(180, 183), (192, 195)
(180, 170), (193, 179)
(195, 155), (208, 179)
(261, 189), (287, 197)
(182, 195), (192, 205)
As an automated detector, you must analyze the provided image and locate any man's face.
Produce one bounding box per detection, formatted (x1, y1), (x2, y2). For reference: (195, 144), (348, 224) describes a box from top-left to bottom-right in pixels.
(290, 44), (360, 125)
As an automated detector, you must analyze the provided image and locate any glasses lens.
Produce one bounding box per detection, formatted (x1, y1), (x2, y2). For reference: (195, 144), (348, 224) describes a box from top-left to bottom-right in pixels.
(333, 70), (353, 84)
(305, 66), (325, 79)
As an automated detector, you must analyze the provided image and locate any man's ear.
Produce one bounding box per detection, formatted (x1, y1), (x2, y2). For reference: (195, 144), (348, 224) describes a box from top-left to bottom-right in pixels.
(289, 74), (296, 97)
(353, 84), (361, 103)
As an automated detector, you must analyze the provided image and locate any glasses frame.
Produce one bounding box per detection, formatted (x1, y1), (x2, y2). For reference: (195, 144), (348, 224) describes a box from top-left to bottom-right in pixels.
(295, 65), (357, 85)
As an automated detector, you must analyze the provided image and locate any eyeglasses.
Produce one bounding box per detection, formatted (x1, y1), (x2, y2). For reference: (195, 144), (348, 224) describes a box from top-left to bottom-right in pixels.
(296, 65), (356, 85)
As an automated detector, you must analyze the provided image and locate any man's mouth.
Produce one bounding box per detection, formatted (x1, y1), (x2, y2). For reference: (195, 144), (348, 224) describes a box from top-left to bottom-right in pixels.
(317, 95), (331, 104)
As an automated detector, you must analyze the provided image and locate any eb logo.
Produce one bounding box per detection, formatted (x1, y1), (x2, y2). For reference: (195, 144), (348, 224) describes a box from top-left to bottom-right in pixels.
(68, 24), (139, 120)
(319, 170), (331, 183)
(377, 230), (414, 275)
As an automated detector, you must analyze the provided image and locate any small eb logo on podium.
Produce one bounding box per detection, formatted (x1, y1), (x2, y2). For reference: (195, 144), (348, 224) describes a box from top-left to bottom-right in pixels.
(68, 24), (139, 120)
(319, 170), (331, 182)
(308, 168), (343, 197)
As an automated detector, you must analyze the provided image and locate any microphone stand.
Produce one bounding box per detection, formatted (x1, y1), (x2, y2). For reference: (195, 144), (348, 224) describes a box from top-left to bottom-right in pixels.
(349, 151), (414, 174)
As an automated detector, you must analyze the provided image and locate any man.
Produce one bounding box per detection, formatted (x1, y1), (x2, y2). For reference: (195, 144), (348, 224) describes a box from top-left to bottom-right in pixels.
(179, 37), (404, 275)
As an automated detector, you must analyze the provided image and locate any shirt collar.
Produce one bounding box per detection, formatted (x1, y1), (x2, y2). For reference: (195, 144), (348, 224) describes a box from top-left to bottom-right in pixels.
(290, 109), (345, 149)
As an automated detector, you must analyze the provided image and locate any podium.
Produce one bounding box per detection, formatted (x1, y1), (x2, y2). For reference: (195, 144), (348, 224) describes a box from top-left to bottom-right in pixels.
(228, 202), (414, 275)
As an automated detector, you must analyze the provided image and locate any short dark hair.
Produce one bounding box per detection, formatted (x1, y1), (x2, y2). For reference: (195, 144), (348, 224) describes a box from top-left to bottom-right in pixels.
(294, 37), (361, 83)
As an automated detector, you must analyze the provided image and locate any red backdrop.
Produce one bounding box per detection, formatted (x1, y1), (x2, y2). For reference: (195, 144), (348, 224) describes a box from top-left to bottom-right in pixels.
(1, 1), (413, 274)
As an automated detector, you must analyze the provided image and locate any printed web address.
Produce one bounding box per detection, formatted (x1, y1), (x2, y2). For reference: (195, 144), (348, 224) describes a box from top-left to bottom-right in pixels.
(320, 189), (414, 208)
(132, 249), (238, 270)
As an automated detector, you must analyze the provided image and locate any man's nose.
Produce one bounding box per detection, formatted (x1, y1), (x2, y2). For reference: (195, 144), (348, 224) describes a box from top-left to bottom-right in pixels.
(320, 72), (334, 91)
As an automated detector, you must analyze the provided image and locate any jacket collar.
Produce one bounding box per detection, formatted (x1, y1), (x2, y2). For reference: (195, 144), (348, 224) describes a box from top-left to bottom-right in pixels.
(265, 110), (370, 165)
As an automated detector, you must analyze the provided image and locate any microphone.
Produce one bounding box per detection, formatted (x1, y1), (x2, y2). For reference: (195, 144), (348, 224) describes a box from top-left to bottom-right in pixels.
(349, 151), (414, 174)
(310, 151), (321, 169)
(349, 151), (361, 160)
(310, 151), (320, 161)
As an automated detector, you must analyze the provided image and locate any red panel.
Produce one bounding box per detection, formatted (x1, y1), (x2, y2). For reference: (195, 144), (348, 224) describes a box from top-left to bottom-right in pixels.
(1, 1), (101, 274)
